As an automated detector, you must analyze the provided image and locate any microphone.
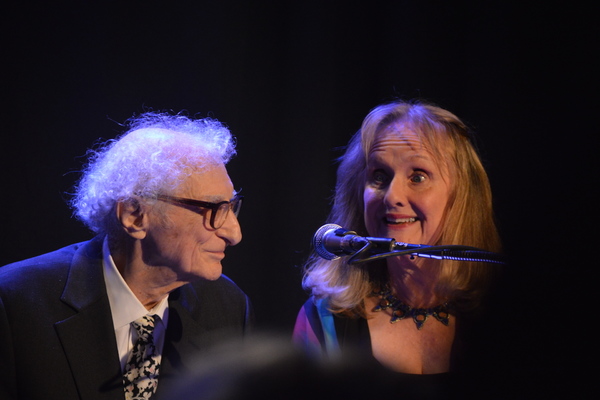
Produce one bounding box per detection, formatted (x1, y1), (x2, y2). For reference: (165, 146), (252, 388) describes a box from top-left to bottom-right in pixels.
(312, 224), (397, 260)
(312, 224), (505, 264)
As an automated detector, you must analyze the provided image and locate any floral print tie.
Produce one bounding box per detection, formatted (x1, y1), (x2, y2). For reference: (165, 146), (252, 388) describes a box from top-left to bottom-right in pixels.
(123, 314), (160, 400)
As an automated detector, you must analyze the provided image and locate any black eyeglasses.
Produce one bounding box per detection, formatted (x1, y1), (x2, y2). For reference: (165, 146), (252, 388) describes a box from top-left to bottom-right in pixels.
(155, 193), (243, 229)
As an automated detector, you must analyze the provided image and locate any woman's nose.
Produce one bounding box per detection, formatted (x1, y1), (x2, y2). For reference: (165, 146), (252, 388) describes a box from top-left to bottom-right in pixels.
(383, 178), (407, 208)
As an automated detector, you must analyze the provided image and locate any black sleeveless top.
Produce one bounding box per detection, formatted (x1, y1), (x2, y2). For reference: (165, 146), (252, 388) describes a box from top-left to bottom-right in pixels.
(300, 298), (487, 399)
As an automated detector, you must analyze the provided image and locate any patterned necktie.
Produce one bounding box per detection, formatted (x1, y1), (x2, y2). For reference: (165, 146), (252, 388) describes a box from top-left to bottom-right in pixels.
(123, 314), (161, 400)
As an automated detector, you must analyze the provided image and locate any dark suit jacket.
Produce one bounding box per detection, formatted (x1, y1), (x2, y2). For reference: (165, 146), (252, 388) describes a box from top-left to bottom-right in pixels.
(0, 236), (253, 400)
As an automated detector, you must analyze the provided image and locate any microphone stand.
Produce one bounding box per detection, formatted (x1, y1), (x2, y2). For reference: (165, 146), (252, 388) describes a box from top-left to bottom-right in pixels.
(347, 241), (505, 265)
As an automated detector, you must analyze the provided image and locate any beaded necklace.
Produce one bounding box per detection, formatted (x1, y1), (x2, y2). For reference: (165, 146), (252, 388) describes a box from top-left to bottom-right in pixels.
(371, 287), (451, 330)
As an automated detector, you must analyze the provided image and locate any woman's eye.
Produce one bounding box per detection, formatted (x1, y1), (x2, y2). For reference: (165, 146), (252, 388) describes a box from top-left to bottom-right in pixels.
(371, 170), (388, 185)
(410, 172), (428, 183)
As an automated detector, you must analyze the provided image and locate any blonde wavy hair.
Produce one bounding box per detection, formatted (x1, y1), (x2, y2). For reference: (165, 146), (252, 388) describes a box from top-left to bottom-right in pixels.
(302, 100), (501, 315)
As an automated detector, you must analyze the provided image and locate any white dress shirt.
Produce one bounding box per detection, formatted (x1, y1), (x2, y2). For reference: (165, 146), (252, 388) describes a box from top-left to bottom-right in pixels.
(102, 237), (169, 371)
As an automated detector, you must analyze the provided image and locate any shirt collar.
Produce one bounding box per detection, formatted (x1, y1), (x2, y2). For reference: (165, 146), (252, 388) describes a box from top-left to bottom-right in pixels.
(102, 236), (169, 329)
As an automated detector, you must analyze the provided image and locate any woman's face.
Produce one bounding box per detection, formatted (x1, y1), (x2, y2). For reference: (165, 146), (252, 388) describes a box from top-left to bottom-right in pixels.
(363, 125), (452, 246)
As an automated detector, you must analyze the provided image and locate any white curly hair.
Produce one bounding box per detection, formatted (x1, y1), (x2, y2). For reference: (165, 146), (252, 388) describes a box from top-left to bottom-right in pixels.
(70, 111), (236, 235)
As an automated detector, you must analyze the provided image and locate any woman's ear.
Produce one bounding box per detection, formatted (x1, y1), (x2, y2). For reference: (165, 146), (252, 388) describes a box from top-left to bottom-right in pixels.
(116, 198), (148, 239)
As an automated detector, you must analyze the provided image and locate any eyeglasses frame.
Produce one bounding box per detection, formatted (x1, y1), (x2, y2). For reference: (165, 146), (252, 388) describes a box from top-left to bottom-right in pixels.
(155, 193), (243, 229)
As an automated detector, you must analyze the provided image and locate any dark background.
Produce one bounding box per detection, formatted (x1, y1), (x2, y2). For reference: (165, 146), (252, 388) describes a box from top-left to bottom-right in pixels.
(2, 0), (593, 396)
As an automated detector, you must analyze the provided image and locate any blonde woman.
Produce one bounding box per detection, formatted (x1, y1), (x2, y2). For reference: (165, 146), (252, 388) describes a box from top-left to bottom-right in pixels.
(293, 100), (501, 380)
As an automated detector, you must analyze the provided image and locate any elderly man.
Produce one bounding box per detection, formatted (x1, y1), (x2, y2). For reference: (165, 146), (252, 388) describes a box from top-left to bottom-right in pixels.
(0, 112), (253, 400)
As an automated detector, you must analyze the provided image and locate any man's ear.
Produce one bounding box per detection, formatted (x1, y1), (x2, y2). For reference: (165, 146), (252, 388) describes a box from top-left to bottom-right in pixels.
(116, 198), (148, 239)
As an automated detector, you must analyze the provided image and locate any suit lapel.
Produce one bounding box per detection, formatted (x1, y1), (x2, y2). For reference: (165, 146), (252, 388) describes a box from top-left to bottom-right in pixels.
(55, 237), (124, 400)
(159, 284), (203, 374)
(157, 280), (250, 400)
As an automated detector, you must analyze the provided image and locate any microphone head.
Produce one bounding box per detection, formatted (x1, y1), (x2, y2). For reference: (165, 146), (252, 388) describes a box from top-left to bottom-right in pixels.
(312, 223), (342, 260)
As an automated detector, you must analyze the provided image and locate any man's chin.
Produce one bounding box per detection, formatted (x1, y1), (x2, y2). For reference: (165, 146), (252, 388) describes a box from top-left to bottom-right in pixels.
(184, 265), (223, 282)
